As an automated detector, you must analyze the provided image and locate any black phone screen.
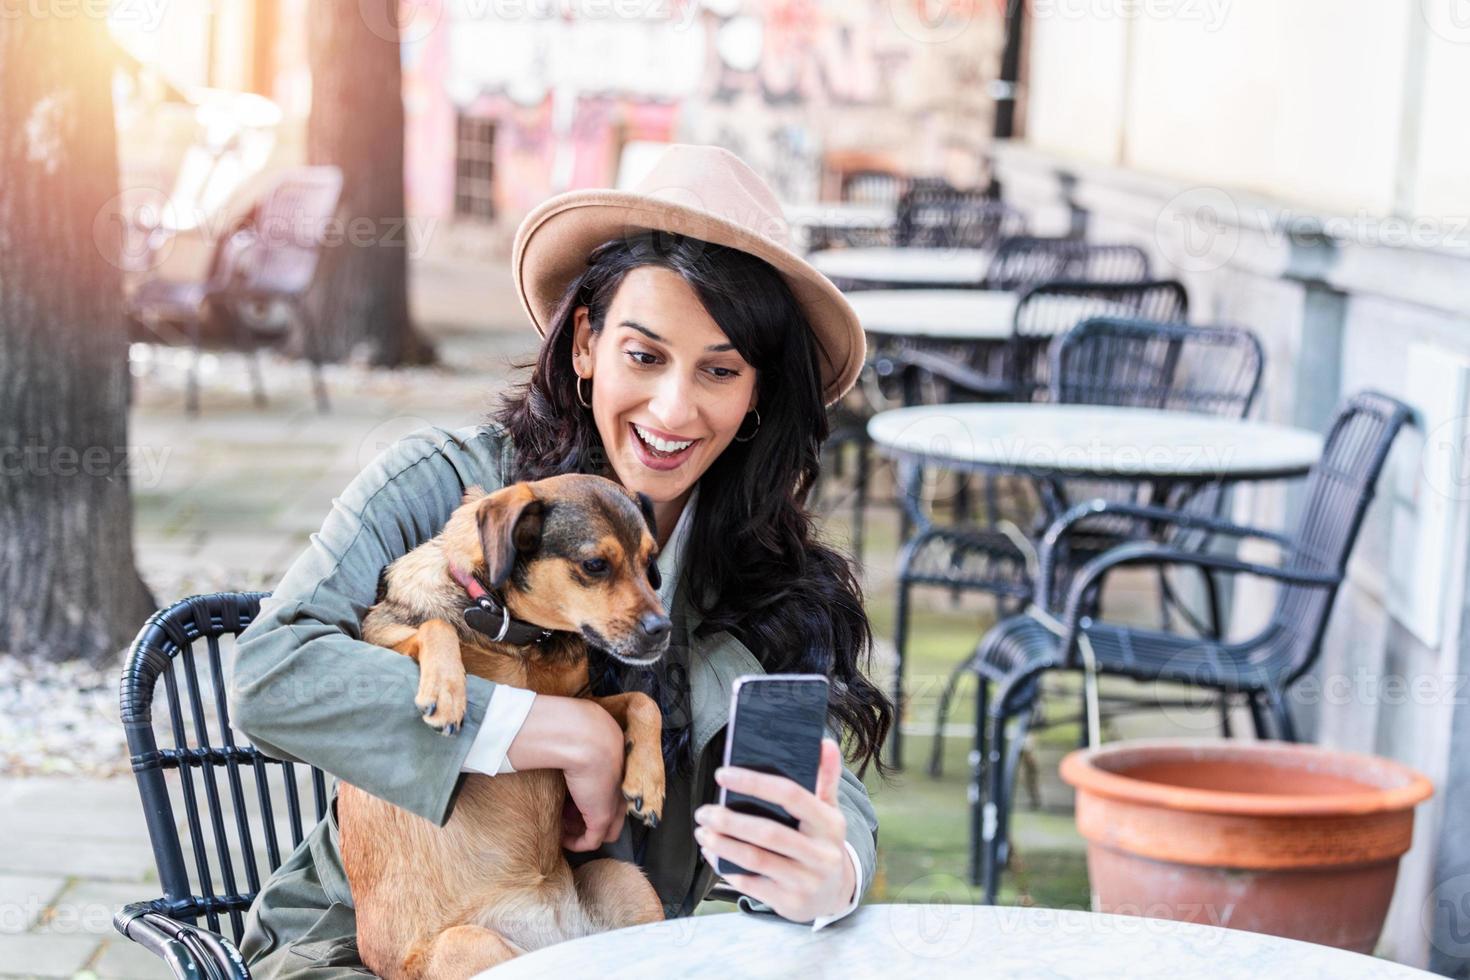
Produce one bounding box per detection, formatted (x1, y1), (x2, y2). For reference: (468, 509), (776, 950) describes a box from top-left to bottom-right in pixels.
(716, 675), (829, 877)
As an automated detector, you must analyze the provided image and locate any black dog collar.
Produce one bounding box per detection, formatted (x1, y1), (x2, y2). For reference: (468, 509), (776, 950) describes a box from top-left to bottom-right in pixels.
(448, 562), (555, 647)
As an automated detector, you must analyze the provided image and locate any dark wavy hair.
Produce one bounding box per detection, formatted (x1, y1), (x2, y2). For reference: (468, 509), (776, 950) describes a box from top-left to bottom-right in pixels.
(491, 231), (892, 777)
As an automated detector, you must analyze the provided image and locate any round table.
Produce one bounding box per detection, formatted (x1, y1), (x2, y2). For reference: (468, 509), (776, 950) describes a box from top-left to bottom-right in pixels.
(809, 246), (992, 288)
(867, 404), (1323, 481)
(475, 904), (1432, 978)
(847, 288), (1018, 341)
(784, 202), (895, 231)
(784, 203), (896, 252)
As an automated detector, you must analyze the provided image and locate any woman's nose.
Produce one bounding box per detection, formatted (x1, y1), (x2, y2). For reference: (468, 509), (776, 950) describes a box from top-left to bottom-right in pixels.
(647, 372), (699, 433)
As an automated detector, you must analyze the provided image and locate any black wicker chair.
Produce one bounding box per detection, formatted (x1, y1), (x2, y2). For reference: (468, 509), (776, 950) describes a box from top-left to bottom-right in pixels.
(894, 182), (1027, 251)
(1005, 279), (1190, 402)
(113, 591), (327, 979)
(922, 319), (1267, 774)
(882, 318), (1266, 771)
(984, 236), (1152, 291)
(957, 390), (1414, 902)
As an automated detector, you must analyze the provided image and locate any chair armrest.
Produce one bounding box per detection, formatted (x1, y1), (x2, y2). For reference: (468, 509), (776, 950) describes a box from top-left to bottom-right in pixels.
(114, 903), (251, 980)
(1036, 499), (1293, 610)
(873, 347), (1012, 403)
(1053, 541), (1340, 666)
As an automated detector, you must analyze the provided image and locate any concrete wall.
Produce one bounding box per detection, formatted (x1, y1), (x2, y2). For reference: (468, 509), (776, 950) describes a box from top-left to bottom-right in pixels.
(1013, 6), (1470, 967)
(992, 138), (1470, 974)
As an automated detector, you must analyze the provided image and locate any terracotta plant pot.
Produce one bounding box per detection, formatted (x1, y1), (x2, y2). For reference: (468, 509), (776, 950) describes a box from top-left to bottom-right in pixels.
(1059, 739), (1433, 954)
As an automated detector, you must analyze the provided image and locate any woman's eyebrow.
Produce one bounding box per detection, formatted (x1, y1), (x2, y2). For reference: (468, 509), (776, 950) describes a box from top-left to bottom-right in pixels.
(621, 320), (735, 353)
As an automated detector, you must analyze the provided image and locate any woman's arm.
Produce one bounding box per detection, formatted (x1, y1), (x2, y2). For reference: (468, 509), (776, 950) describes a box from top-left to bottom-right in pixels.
(229, 424), (512, 826)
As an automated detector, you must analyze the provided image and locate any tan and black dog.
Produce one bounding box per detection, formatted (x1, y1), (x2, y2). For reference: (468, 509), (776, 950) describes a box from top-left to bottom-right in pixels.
(339, 474), (670, 979)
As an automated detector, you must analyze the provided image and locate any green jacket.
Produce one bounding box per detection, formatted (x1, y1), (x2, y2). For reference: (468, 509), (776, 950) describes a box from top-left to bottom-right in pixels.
(229, 422), (878, 975)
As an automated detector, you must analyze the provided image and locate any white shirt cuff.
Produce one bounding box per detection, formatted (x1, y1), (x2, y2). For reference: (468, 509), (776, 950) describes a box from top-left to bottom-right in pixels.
(459, 685), (536, 775)
(811, 841), (863, 931)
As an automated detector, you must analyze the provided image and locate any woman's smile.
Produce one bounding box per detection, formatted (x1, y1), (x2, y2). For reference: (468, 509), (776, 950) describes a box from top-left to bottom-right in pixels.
(627, 421), (703, 471)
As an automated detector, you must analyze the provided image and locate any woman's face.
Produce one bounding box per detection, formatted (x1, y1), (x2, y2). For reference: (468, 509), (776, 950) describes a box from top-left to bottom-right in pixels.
(572, 266), (758, 507)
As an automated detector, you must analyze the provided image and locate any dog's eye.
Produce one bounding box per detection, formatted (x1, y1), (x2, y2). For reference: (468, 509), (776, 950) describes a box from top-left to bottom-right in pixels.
(647, 559), (662, 590)
(581, 557), (609, 575)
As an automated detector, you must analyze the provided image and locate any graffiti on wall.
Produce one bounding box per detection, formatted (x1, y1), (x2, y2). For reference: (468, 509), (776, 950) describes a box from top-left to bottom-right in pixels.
(402, 0), (1001, 217)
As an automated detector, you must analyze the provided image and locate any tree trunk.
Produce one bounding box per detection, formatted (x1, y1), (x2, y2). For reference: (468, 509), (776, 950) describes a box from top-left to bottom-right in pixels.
(306, 0), (433, 367)
(0, 14), (155, 664)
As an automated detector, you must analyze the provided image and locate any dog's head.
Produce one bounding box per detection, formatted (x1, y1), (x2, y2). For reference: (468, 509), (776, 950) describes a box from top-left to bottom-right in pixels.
(444, 474), (671, 665)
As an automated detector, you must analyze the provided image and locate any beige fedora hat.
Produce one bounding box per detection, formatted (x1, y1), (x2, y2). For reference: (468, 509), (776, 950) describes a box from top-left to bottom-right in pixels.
(511, 144), (865, 408)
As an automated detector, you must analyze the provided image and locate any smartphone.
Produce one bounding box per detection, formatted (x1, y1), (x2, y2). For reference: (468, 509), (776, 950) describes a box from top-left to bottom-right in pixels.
(715, 674), (830, 877)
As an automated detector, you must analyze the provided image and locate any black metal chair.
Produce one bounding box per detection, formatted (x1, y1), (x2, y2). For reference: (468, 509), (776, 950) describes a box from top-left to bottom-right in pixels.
(113, 591), (328, 980)
(894, 182), (1027, 251)
(882, 318), (1263, 771)
(922, 319), (1267, 773)
(841, 169), (909, 207)
(1005, 279), (1190, 403)
(984, 235), (1152, 290)
(128, 166), (343, 415)
(955, 390), (1414, 902)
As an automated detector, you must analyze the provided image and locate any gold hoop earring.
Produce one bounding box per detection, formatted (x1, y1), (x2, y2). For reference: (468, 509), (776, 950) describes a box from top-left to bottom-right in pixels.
(576, 376), (592, 410)
(734, 409), (761, 443)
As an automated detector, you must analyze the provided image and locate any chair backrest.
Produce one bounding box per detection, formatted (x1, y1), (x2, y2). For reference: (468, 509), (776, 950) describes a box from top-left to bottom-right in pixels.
(228, 166), (344, 298)
(895, 182), (1026, 249)
(986, 235), (1151, 290)
(840, 169), (908, 207)
(1049, 317), (1263, 418)
(1268, 392), (1414, 680)
(119, 591), (329, 942)
(1009, 279), (1189, 400)
(1043, 318), (1265, 557)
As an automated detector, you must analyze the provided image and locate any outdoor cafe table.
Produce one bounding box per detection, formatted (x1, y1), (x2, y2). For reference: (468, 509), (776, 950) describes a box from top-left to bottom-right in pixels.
(809, 246), (992, 289)
(866, 403), (1323, 487)
(784, 202), (896, 252)
(475, 903), (1433, 978)
(847, 288), (1018, 341)
(785, 201), (894, 234)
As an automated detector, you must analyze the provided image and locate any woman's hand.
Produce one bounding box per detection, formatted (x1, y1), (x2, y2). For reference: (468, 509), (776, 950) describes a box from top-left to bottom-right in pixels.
(694, 738), (856, 923)
(505, 695), (627, 851)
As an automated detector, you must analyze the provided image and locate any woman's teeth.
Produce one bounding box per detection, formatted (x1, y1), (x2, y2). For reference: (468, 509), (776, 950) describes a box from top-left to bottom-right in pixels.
(633, 423), (695, 455)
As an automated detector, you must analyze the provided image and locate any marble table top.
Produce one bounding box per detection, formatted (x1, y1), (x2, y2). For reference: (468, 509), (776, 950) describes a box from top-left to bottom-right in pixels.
(783, 202), (896, 230)
(847, 288), (1019, 340)
(868, 404), (1323, 479)
(809, 246), (993, 286)
(475, 904), (1431, 978)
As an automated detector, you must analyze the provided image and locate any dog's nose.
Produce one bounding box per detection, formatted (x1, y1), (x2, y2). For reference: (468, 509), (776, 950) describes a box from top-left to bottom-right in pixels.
(638, 612), (671, 640)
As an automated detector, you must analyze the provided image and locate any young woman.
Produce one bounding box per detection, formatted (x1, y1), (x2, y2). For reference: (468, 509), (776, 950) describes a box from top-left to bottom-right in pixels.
(231, 144), (893, 974)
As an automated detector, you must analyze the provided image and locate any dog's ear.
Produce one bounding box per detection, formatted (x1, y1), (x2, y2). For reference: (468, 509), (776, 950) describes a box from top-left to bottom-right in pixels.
(476, 484), (545, 590)
(635, 491), (658, 542)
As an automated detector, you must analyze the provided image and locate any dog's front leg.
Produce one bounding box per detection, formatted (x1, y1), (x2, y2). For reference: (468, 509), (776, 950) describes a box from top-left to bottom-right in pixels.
(387, 619), (468, 735)
(592, 692), (664, 828)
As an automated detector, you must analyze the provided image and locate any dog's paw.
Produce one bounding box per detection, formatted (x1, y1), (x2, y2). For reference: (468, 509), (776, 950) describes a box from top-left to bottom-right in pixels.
(415, 663), (467, 736)
(621, 745), (665, 828)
